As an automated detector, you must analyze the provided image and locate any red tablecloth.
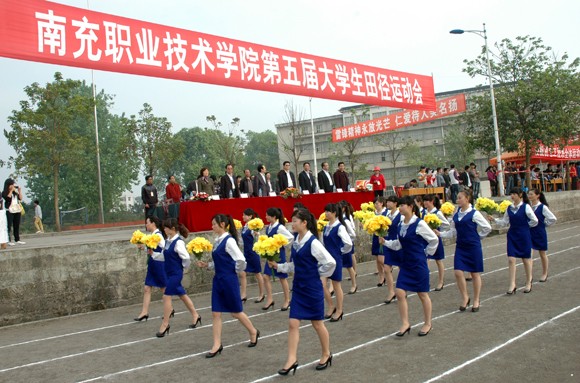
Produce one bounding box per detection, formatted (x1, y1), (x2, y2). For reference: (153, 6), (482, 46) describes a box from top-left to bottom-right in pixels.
(179, 192), (375, 232)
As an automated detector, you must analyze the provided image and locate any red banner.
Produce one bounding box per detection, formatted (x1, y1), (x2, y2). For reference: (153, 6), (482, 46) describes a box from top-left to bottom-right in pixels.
(332, 93), (466, 142)
(0, 0), (436, 110)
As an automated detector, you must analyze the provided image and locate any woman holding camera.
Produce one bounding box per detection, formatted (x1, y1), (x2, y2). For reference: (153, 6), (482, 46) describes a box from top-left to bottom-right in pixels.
(2, 179), (25, 245)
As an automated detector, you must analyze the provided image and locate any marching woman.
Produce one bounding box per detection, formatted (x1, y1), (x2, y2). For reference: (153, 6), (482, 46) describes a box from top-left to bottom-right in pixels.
(437, 190), (491, 312)
(383, 195), (402, 304)
(528, 189), (557, 282)
(372, 196), (388, 286)
(135, 216), (169, 322)
(381, 196), (439, 337)
(339, 200), (358, 294)
(422, 194), (450, 291)
(240, 208), (266, 303)
(196, 214), (260, 358)
(156, 218), (202, 338)
(490, 187), (538, 294)
(321, 203), (352, 322)
(263, 207), (293, 311)
(414, 195), (427, 219)
(269, 209), (336, 375)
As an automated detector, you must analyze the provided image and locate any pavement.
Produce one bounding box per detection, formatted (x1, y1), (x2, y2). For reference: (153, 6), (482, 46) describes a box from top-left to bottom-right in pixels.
(0, 221), (579, 383)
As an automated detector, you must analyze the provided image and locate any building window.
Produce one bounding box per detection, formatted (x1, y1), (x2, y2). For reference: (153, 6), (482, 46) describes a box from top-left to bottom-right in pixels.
(381, 152), (386, 162)
(344, 116), (354, 125)
(316, 124), (322, 133)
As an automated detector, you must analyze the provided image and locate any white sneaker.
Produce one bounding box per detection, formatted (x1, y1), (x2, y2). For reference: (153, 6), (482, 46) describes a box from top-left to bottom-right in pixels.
(16, 241), (26, 245)
(36, 231), (42, 234)
(8, 242), (15, 246)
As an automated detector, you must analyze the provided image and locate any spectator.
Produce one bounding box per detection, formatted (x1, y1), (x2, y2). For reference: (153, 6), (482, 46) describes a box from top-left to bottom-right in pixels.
(436, 167), (446, 190)
(403, 179), (418, 189)
(34, 199), (44, 233)
(220, 163), (240, 199)
(197, 168), (215, 195)
(570, 162), (578, 190)
(449, 165), (460, 203)
(253, 164), (269, 197)
(461, 165), (472, 190)
(369, 166), (386, 197)
(2, 178), (25, 245)
(141, 175), (158, 218)
(317, 162), (334, 193)
(185, 177), (200, 198)
(416, 166), (427, 187)
(486, 166), (498, 197)
(333, 162), (349, 191)
(240, 169), (254, 196)
(0, 195), (7, 249)
(298, 162), (316, 194)
(165, 175), (182, 219)
(469, 163), (480, 199)
(266, 172), (275, 194)
(277, 161), (297, 192)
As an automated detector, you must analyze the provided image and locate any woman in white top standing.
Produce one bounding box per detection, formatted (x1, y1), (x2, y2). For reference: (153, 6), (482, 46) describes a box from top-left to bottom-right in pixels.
(490, 187), (538, 294)
(527, 189), (557, 282)
(0, 196), (8, 249)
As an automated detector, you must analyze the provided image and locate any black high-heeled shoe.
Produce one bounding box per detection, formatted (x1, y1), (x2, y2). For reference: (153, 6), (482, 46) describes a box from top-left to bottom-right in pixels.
(395, 327), (411, 337)
(134, 314), (148, 322)
(506, 287), (517, 295)
(459, 298), (471, 311)
(418, 325), (432, 337)
(156, 325), (170, 338)
(241, 297), (247, 303)
(329, 312), (343, 322)
(377, 279), (385, 287)
(324, 307), (336, 319)
(248, 329), (260, 347)
(254, 295), (265, 303)
(348, 286), (358, 295)
(205, 345), (223, 358)
(189, 316), (202, 329)
(329, 290), (335, 297)
(434, 283), (445, 291)
(384, 295), (396, 305)
(278, 361), (298, 376)
(170, 309), (175, 318)
(315, 354), (333, 370)
(262, 301), (275, 310)
(539, 275), (548, 282)
(524, 285), (532, 293)
(281, 304), (290, 311)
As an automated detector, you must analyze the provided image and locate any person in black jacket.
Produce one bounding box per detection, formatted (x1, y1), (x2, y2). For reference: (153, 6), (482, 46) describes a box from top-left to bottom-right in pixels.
(220, 164), (240, 199)
(277, 161), (297, 192)
(298, 162), (316, 194)
(317, 162), (334, 193)
(141, 175), (158, 218)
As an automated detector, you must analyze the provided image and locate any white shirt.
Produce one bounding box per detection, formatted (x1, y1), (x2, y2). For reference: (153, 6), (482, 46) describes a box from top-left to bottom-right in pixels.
(323, 220), (353, 254)
(268, 222), (295, 245)
(150, 229), (167, 261)
(439, 205), (492, 239)
(323, 170), (334, 186)
(285, 171), (294, 188)
(494, 201), (539, 228)
(166, 234), (191, 269)
(227, 174), (236, 190)
(208, 232), (246, 272)
(530, 203), (557, 226)
(450, 169), (459, 185)
(276, 231), (336, 277)
(427, 207), (451, 231)
(384, 215), (439, 256)
(343, 216), (356, 239)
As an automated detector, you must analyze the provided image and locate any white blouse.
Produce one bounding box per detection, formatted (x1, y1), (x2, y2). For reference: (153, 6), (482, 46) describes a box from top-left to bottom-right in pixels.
(343, 216), (356, 240)
(384, 215), (439, 256)
(494, 201), (539, 228)
(150, 229), (166, 261)
(530, 203), (557, 226)
(276, 231), (336, 277)
(207, 232), (246, 273)
(439, 205), (491, 239)
(427, 207), (450, 231)
(166, 234), (191, 269)
(323, 220), (353, 254)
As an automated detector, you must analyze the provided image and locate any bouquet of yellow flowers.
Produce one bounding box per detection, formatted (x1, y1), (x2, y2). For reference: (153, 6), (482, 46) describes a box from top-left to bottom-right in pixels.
(423, 213), (442, 230)
(498, 199), (512, 214)
(360, 201), (375, 212)
(247, 217), (264, 232)
(317, 212), (329, 232)
(280, 187), (301, 199)
(353, 210), (375, 224)
(233, 219), (243, 230)
(186, 237), (213, 260)
(143, 232), (163, 249)
(363, 215), (392, 251)
(130, 230), (146, 245)
(475, 197), (499, 215)
(440, 202), (455, 217)
(253, 234), (289, 278)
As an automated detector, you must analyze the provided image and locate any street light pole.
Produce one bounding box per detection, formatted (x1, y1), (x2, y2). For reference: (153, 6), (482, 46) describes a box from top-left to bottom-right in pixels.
(309, 98), (319, 190)
(450, 23), (505, 196)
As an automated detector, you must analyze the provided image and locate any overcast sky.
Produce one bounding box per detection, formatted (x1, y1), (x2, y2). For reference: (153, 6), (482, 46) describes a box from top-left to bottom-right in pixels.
(1, 0), (579, 194)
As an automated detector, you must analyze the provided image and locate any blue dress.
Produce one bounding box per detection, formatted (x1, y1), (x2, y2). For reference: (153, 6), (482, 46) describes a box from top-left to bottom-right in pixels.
(322, 223), (343, 281)
(144, 230), (167, 288)
(371, 209), (388, 256)
(384, 212), (402, 266)
(211, 235), (243, 313)
(263, 223), (288, 278)
(163, 238), (187, 296)
(507, 206), (532, 258)
(426, 209), (445, 261)
(453, 210), (484, 273)
(241, 226), (262, 273)
(530, 204), (548, 251)
(289, 236), (324, 320)
(395, 219), (430, 292)
(342, 218), (355, 269)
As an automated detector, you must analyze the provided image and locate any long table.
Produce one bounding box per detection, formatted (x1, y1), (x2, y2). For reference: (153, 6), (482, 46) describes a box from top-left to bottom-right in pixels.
(399, 187), (446, 202)
(179, 191), (375, 232)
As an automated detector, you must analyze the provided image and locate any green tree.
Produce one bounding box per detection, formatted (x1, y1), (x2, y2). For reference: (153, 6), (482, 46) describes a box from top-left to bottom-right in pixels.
(5, 72), (93, 231)
(243, 130), (280, 174)
(463, 35), (580, 187)
(172, 127), (224, 182)
(444, 124), (476, 168)
(377, 130), (416, 185)
(278, 100), (307, 175)
(206, 115), (245, 168)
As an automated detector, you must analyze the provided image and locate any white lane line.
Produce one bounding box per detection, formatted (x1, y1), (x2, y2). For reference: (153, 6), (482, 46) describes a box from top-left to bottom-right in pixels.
(74, 264), (580, 383)
(422, 305), (580, 383)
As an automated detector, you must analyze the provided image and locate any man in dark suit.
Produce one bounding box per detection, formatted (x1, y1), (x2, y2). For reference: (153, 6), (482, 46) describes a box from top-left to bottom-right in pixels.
(239, 169), (254, 196)
(298, 162), (316, 194)
(253, 164), (269, 197)
(460, 165), (472, 190)
(333, 161), (350, 191)
(317, 161), (334, 193)
(277, 161), (297, 191)
(220, 163), (240, 199)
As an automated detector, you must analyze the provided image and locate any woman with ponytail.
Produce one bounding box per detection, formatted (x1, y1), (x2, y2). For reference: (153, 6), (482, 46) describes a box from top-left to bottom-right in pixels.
(156, 218), (201, 338)
(339, 200), (358, 294)
(383, 195), (402, 304)
(422, 194), (450, 291)
(372, 196), (388, 286)
(490, 187), (538, 294)
(382, 196), (439, 337)
(527, 189), (557, 282)
(263, 207), (293, 311)
(269, 209), (336, 375)
(196, 214), (260, 358)
(321, 203), (352, 322)
(240, 208), (265, 303)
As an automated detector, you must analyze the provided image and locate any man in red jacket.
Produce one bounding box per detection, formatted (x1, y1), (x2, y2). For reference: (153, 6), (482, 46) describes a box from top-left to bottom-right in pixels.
(370, 166), (386, 197)
(165, 175), (182, 218)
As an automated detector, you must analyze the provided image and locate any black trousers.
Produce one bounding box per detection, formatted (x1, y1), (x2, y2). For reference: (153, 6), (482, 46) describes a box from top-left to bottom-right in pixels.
(6, 211), (21, 242)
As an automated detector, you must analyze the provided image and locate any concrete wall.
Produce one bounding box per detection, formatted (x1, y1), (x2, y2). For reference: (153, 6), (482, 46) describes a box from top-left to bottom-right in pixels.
(1, 191), (579, 326)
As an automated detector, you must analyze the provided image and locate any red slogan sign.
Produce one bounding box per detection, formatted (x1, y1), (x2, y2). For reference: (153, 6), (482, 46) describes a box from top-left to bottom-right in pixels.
(0, 0), (436, 110)
(332, 94), (466, 142)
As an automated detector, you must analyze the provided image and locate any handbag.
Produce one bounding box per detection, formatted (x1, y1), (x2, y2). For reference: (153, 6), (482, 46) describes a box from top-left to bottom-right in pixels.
(8, 196), (22, 214)
(20, 203), (25, 216)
